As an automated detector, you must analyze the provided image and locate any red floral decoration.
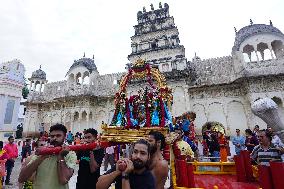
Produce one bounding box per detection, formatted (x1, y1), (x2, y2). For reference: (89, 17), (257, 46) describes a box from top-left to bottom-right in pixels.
(125, 98), (131, 129)
(159, 96), (165, 127)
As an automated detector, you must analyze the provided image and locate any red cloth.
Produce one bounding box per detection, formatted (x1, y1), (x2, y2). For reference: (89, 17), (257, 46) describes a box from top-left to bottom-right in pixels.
(270, 162), (284, 189)
(176, 159), (189, 187)
(240, 150), (254, 182)
(218, 135), (227, 162)
(258, 165), (274, 189)
(234, 155), (247, 182)
(189, 122), (195, 141)
(3, 143), (18, 159)
(187, 163), (195, 188)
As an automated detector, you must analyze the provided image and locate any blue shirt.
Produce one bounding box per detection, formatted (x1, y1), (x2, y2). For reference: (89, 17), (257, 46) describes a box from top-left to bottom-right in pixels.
(232, 135), (245, 154)
(182, 119), (190, 132)
(182, 135), (198, 152)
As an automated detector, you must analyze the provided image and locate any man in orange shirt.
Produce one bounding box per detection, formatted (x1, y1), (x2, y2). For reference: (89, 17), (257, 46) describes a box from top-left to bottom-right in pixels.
(3, 136), (18, 185)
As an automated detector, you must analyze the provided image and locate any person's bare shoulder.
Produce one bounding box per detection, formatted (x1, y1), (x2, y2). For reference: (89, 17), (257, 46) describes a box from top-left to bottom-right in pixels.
(154, 159), (168, 174)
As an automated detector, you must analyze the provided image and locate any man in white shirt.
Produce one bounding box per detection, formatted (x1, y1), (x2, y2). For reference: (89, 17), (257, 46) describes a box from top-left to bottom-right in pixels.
(268, 127), (284, 161)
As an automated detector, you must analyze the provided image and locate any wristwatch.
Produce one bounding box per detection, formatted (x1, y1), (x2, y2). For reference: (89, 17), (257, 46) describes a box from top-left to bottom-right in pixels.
(122, 173), (129, 180)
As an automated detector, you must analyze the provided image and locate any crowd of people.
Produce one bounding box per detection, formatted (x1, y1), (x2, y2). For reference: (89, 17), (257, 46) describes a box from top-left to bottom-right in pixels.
(200, 124), (284, 165)
(0, 123), (170, 189)
(0, 121), (282, 188)
(172, 113), (284, 167)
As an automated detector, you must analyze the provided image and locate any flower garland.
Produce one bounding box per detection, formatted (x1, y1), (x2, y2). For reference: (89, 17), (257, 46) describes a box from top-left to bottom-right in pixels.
(145, 92), (151, 127)
(111, 62), (172, 129)
(125, 98), (131, 129)
(159, 96), (165, 127)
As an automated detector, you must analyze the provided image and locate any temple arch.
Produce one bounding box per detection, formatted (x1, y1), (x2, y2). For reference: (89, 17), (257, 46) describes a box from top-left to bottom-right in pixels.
(227, 101), (248, 135)
(207, 102), (227, 129)
(192, 103), (207, 135)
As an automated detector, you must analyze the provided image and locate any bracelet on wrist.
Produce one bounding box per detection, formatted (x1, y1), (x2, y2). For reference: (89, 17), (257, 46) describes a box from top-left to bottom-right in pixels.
(122, 173), (129, 180)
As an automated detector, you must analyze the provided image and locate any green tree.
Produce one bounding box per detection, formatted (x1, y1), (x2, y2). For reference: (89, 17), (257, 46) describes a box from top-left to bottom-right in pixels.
(22, 78), (29, 99)
(22, 84), (30, 99)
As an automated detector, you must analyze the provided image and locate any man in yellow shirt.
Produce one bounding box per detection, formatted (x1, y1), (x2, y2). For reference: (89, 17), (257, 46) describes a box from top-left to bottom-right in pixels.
(18, 124), (77, 189)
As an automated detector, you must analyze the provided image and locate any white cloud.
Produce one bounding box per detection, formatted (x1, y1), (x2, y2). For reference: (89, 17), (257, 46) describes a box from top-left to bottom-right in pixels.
(0, 0), (283, 82)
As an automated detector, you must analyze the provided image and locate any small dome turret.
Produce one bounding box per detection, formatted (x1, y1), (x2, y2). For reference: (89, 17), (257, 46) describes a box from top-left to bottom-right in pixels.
(232, 21), (284, 62)
(31, 66), (46, 80)
(67, 55), (97, 75)
(66, 54), (97, 86)
(233, 23), (284, 52)
(29, 65), (47, 93)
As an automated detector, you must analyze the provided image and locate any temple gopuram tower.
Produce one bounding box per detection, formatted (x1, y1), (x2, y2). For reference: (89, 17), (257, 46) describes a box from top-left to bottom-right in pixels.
(126, 3), (194, 118)
(128, 3), (188, 73)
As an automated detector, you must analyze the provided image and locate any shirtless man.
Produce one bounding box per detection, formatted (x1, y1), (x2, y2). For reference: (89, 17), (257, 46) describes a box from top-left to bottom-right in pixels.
(147, 131), (169, 189)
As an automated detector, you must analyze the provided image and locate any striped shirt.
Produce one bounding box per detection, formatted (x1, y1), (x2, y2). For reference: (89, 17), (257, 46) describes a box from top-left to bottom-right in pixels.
(251, 144), (282, 166)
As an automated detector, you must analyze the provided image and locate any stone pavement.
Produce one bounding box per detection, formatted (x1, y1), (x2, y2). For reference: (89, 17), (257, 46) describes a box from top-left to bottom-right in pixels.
(3, 158), (21, 189)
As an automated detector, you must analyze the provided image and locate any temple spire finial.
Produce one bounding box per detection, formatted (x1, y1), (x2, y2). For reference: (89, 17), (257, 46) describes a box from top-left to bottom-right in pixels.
(143, 6), (146, 12)
(39, 65), (42, 69)
(270, 20), (273, 26)
(250, 19), (253, 25)
(234, 27), (237, 34)
(83, 52), (85, 57)
(150, 3), (154, 10)
(92, 54), (94, 59)
(159, 2), (162, 8)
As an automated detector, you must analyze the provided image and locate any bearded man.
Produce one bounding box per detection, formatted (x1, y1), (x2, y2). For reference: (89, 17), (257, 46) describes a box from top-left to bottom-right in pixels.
(96, 139), (155, 189)
(147, 130), (168, 189)
(18, 124), (77, 189)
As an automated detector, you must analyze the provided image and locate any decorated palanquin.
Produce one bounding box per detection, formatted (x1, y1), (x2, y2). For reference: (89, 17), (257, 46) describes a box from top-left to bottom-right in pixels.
(101, 59), (172, 143)
(99, 59), (284, 189)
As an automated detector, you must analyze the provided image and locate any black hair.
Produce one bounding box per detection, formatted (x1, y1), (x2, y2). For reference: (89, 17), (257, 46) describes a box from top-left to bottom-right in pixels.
(85, 128), (98, 137)
(133, 139), (151, 155)
(149, 130), (166, 150)
(255, 125), (259, 128)
(258, 129), (272, 141)
(49, 123), (67, 134)
(245, 129), (253, 135)
(0, 141), (3, 149)
(8, 136), (14, 140)
(35, 139), (45, 147)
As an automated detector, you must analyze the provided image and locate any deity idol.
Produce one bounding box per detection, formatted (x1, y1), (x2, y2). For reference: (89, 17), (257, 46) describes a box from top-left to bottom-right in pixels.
(151, 99), (160, 126)
(129, 102), (138, 127)
(164, 101), (173, 130)
(138, 103), (146, 127)
(111, 92), (127, 127)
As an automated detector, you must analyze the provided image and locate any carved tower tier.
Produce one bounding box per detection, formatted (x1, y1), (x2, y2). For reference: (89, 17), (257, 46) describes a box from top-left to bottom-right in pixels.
(128, 3), (188, 73)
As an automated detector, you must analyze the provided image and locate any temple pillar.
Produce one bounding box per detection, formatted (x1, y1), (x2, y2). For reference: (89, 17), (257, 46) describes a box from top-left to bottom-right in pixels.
(39, 81), (43, 93)
(268, 44), (275, 59)
(33, 81), (36, 91)
(255, 51), (259, 62)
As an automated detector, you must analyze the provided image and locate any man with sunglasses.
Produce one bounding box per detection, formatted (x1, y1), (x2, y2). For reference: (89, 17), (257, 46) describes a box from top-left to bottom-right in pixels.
(76, 128), (105, 189)
(232, 129), (245, 155)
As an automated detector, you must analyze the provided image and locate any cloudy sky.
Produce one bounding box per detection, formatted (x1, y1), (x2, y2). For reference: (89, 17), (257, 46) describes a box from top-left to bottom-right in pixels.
(1, 0), (283, 82)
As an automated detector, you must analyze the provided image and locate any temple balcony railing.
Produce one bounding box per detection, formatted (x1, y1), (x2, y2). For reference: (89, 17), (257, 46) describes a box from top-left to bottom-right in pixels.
(243, 57), (284, 77)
